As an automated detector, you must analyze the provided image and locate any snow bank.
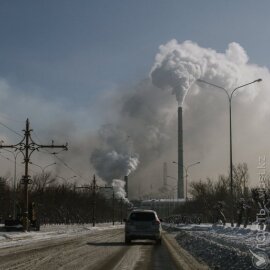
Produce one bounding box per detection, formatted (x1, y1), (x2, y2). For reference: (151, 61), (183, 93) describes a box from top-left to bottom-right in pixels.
(0, 223), (123, 249)
(164, 223), (270, 269)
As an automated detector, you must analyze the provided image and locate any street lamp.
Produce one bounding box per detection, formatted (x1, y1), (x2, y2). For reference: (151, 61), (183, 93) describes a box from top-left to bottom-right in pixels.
(30, 162), (56, 175)
(30, 162), (57, 191)
(197, 78), (262, 226)
(173, 161), (200, 200)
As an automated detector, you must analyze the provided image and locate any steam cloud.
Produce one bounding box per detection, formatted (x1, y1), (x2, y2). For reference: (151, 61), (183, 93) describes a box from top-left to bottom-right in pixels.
(112, 179), (128, 202)
(0, 39), (267, 199)
(150, 40), (251, 105)
(90, 39), (267, 198)
(90, 124), (139, 184)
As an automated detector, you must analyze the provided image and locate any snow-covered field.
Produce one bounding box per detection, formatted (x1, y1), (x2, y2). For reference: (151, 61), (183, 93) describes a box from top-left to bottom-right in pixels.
(165, 223), (270, 270)
(0, 223), (123, 249)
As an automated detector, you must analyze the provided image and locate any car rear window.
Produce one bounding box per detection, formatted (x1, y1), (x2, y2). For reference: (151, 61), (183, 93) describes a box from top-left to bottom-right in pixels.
(129, 212), (156, 221)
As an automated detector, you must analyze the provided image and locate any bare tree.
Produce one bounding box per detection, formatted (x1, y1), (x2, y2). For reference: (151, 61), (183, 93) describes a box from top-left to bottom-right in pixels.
(30, 172), (56, 192)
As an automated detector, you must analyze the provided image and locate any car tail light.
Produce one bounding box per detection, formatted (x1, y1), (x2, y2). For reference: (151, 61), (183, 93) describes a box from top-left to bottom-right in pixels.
(152, 220), (160, 225)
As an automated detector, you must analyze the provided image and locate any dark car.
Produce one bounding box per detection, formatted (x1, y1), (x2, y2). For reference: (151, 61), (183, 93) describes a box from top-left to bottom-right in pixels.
(124, 209), (162, 244)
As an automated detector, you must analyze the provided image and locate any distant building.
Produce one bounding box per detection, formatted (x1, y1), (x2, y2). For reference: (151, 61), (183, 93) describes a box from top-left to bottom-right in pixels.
(140, 198), (186, 217)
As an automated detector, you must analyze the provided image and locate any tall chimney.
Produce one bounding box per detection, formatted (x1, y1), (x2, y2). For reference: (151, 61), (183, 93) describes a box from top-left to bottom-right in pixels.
(163, 162), (167, 187)
(124, 175), (128, 199)
(178, 106), (184, 198)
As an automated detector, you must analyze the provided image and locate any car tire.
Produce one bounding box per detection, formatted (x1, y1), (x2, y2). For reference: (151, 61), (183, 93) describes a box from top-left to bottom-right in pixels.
(125, 236), (131, 244)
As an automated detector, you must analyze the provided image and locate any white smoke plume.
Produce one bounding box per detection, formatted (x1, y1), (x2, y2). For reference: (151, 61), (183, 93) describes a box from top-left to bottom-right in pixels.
(88, 40), (267, 198)
(90, 124), (139, 184)
(150, 40), (253, 105)
(112, 179), (128, 202)
(0, 39), (267, 199)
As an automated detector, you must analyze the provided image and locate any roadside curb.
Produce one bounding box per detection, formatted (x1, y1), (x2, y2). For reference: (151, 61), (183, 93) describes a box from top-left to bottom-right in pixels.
(162, 232), (209, 270)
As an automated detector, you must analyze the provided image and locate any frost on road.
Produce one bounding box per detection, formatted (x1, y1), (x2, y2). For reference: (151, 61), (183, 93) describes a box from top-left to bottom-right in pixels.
(1, 223), (268, 269)
(0, 225), (178, 270)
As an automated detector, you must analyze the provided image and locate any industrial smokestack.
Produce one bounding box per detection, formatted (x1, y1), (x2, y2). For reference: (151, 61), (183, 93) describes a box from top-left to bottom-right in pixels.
(178, 106), (184, 198)
(124, 175), (128, 199)
(163, 162), (167, 187)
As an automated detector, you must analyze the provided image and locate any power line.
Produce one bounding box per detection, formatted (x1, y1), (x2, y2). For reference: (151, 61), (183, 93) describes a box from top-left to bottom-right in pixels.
(0, 152), (10, 161)
(33, 131), (67, 155)
(33, 130), (88, 182)
(0, 113), (24, 124)
(0, 152), (38, 174)
(0, 121), (23, 138)
(32, 130), (44, 144)
(53, 154), (88, 182)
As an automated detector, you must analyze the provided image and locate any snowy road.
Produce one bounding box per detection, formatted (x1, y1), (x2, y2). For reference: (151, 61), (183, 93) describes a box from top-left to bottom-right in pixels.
(0, 227), (184, 270)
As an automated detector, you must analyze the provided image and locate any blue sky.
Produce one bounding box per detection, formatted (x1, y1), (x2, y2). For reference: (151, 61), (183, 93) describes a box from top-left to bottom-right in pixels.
(0, 0), (269, 107)
(0, 1), (269, 187)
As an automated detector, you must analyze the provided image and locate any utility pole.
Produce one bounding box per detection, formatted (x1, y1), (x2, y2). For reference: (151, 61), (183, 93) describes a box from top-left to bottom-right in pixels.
(77, 175), (114, 227)
(112, 190), (115, 225)
(120, 198), (123, 224)
(86, 175), (98, 227)
(0, 119), (68, 231)
(92, 175), (97, 227)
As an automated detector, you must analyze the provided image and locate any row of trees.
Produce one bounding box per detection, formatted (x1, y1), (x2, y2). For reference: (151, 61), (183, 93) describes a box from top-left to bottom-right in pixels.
(0, 173), (129, 224)
(1, 162), (267, 224)
(174, 163), (269, 222)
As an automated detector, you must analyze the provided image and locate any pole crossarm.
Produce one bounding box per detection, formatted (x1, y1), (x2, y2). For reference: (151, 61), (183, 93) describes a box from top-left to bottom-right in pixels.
(37, 144), (68, 149)
(76, 175), (115, 227)
(77, 179), (113, 192)
(0, 118), (68, 231)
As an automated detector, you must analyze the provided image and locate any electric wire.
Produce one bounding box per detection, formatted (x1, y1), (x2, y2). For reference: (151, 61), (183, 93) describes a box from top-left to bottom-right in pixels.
(52, 154), (87, 181)
(0, 152), (10, 161)
(32, 130), (88, 182)
(0, 120), (23, 138)
(0, 152), (38, 174)
(0, 113), (25, 124)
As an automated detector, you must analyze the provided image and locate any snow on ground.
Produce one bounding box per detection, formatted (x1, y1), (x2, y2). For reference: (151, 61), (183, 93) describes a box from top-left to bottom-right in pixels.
(0, 223), (123, 249)
(2, 221), (269, 269)
(164, 223), (270, 270)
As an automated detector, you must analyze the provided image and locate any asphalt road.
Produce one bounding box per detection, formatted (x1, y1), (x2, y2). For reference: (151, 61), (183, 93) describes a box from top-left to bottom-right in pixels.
(0, 228), (179, 270)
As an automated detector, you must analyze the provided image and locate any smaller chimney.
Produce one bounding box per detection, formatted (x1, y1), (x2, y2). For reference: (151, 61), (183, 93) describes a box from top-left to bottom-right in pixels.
(124, 176), (128, 199)
(163, 162), (167, 187)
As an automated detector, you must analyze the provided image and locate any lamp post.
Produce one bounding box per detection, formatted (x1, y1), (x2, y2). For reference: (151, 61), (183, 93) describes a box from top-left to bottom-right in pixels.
(30, 162), (57, 191)
(197, 78), (262, 226)
(173, 161), (200, 200)
(30, 162), (56, 175)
